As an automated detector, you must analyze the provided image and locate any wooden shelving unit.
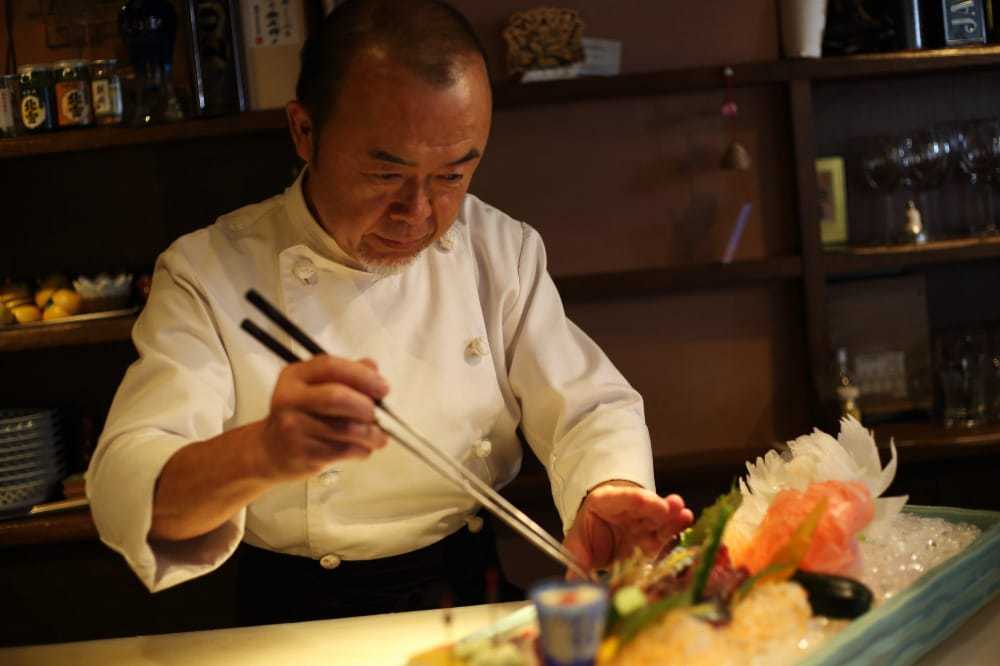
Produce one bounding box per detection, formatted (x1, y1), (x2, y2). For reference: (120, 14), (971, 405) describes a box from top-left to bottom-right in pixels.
(492, 61), (784, 108)
(2, 46), (1000, 160)
(2, 46), (999, 528)
(0, 258), (802, 354)
(874, 420), (1000, 463)
(554, 256), (802, 301)
(0, 313), (138, 352)
(0, 508), (96, 547)
(823, 236), (1000, 278)
(0, 109), (288, 160)
(788, 45), (1000, 80)
(0, 259), (799, 352)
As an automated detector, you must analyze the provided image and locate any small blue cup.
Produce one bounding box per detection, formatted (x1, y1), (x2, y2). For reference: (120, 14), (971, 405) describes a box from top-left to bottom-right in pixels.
(530, 579), (609, 666)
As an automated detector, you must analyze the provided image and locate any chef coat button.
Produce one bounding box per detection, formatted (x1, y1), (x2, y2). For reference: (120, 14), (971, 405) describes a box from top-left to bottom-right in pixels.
(474, 439), (492, 458)
(465, 337), (489, 358)
(319, 554), (342, 570)
(292, 258), (318, 286)
(318, 470), (340, 487)
(465, 515), (484, 533)
(437, 234), (455, 252)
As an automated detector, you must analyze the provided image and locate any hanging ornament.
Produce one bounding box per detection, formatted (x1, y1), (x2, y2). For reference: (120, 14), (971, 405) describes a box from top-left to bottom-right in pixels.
(720, 66), (752, 171)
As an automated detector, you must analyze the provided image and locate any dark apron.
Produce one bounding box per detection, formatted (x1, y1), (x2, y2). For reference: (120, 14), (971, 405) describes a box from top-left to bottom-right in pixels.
(235, 515), (523, 626)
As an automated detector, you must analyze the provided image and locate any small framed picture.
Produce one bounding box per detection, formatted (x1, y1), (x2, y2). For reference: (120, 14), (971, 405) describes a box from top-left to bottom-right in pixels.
(816, 156), (848, 247)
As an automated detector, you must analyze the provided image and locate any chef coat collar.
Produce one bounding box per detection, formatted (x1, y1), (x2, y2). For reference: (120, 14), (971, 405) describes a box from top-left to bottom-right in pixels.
(284, 166), (370, 273)
(284, 165), (466, 278)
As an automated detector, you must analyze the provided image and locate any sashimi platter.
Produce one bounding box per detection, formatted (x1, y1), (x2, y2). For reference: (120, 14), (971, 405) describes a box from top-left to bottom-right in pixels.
(410, 417), (1000, 666)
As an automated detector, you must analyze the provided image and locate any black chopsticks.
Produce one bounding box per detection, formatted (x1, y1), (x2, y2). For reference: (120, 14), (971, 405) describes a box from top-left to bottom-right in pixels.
(239, 289), (592, 580)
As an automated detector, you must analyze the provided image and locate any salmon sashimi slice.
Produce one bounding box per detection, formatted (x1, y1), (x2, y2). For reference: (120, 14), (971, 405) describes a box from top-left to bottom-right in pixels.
(736, 480), (875, 577)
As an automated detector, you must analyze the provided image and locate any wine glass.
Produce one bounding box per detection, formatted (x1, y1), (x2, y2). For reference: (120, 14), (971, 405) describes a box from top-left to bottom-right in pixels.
(897, 128), (952, 243)
(955, 118), (1000, 237)
(859, 135), (903, 245)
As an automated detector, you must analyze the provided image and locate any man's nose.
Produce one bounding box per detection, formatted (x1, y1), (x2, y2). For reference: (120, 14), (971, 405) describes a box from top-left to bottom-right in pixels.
(392, 179), (433, 225)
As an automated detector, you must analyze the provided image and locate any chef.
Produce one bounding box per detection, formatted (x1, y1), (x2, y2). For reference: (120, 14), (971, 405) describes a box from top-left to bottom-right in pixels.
(86, 0), (693, 625)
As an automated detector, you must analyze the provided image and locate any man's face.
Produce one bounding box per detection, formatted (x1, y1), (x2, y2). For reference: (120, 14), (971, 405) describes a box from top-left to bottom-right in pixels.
(291, 48), (492, 273)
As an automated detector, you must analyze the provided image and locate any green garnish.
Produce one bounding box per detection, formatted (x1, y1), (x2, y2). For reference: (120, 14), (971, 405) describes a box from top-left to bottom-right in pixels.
(689, 500), (737, 603)
(679, 487), (742, 548)
(613, 585), (647, 617)
(613, 489), (741, 647)
(616, 590), (692, 646)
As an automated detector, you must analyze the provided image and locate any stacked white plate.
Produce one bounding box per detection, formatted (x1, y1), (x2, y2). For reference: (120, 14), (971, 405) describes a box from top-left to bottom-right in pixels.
(0, 409), (68, 516)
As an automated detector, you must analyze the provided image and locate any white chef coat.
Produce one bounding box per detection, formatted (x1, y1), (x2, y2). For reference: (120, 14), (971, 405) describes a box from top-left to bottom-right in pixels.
(86, 172), (655, 592)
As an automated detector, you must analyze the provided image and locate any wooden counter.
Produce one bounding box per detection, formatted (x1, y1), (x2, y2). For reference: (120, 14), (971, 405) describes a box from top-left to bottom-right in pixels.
(1, 597), (998, 666)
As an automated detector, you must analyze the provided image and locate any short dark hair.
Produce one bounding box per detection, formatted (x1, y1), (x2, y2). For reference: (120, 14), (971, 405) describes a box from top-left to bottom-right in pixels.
(296, 0), (488, 138)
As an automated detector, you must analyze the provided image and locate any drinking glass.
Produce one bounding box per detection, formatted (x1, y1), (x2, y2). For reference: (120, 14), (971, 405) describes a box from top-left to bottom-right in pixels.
(859, 135), (903, 245)
(988, 325), (1000, 423)
(898, 128), (952, 242)
(934, 327), (989, 428)
(955, 119), (1000, 237)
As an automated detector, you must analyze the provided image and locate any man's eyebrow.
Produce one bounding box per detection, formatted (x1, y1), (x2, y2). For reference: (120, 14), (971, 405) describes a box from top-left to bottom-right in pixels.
(367, 148), (482, 167)
(369, 149), (417, 166)
(447, 149), (481, 166)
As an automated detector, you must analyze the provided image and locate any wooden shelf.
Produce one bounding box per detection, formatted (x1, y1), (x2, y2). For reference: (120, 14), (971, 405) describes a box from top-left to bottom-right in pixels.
(0, 313), (137, 352)
(491, 47), (1000, 108)
(492, 62), (783, 108)
(790, 45), (1000, 81)
(1, 48), (997, 160)
(0, 67), (783, 161)
(873, 419), (1000, 463)
(553, 256), (802, 301)
(0, 261), (798, 349)
(0, 109), (288, 161)
(0, 508), (96, 547)
(822, 236), (1000, 278)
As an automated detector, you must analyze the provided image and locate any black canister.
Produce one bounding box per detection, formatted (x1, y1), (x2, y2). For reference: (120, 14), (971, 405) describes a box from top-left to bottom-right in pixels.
(16, 65), (55, 133)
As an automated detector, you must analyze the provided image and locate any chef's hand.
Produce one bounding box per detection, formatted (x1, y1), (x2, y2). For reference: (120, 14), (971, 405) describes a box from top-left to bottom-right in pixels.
(563, 481), (694, 578)
(260, 355), (390, 480)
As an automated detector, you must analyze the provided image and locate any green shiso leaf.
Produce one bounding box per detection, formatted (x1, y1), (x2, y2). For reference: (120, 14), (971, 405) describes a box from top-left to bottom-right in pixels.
(679, 487), (742, 548)
(689, 499), (738, 603)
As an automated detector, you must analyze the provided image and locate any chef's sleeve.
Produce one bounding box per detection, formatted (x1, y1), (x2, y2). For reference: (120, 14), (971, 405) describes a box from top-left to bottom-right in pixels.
(86, 245), (243, 592)
(504, 224), (656, 534)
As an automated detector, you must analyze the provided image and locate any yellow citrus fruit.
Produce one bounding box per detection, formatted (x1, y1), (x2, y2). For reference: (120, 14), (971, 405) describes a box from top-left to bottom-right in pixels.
(35, 287), (56, 308)
(51, 289), (82, 315)
(4, 296), (32, 309)
(12, 304), (42, 323)
(43, 304), (71, 321)
(0, 287), (30, 304)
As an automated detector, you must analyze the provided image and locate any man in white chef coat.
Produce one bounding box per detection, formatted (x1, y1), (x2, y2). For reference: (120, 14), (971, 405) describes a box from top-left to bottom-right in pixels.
(87, 0), (693, 624)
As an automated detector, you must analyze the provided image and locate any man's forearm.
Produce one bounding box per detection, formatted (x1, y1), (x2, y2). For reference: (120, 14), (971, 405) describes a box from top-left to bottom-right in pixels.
(149, 421), (276, 542)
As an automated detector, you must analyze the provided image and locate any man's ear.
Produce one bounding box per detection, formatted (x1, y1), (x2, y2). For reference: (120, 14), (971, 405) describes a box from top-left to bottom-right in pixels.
(286, 101), (315, 164)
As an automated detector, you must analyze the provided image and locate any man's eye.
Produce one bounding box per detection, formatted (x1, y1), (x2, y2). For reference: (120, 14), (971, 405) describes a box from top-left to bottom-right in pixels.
(438, 173), (464, 183)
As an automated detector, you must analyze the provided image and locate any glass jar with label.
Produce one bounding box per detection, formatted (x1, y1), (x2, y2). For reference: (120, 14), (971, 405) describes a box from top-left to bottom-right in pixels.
(53, 59), (95, 128)
(16, 65), (55, 133)
(0, 74), (18, 137)
(88, 59), (124, 125)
